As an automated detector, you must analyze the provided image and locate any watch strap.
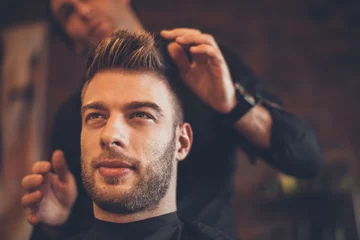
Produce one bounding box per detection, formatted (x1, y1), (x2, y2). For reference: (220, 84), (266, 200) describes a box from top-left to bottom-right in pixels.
(222, 83), (256, 125)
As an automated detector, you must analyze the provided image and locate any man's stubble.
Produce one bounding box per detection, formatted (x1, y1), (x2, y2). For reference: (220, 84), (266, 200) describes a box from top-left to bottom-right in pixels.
(81, 134), (176, 214)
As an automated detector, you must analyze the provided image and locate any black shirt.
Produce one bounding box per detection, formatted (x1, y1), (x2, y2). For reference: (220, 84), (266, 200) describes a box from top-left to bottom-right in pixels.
(31, 46), (323, 240)
(68, 213), (181, 240)
(66, 212), (234, 240)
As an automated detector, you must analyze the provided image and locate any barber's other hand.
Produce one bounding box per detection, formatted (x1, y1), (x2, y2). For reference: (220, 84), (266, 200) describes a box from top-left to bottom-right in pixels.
(21, 150), (77, 226)
(161, 28), (236, 114)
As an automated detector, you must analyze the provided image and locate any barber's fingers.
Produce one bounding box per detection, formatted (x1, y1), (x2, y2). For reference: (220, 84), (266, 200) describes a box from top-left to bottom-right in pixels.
(31, 161), (51, 174)
(160, 28), (202, 40)
(21, 174), (44, 191)
(51, 150), (71, 183)
(190, 44), (222, 61)
(26, 213), (41, 225)
(23, 200), (41, 225)
(167, 42), (191, 73)
(167, 42), (224, 75)
(176, 33), (218, 48)
(21, 190), (43, 208)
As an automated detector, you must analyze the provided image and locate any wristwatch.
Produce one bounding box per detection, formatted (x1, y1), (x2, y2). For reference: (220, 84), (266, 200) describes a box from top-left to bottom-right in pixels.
(222, 82), (257, 125)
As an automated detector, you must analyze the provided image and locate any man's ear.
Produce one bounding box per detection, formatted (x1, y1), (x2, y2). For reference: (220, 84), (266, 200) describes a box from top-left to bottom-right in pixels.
(175, 123), (193, 162)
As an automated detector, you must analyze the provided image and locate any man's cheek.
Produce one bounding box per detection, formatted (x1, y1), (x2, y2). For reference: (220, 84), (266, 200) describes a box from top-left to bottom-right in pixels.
(81, 132), (94, 153)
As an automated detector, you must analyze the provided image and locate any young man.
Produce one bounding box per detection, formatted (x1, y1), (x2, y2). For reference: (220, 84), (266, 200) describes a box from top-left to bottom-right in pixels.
(27, 30), (233, 240)
(22, 0), (323, 239)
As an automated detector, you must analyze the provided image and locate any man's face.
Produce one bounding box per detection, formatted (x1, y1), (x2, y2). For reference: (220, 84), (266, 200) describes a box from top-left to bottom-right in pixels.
(51, 0), (131, 52)
(81, 70), (181, 214)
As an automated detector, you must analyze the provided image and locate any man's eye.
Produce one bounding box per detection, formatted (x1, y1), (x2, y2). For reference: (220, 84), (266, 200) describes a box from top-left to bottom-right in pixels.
(85, 113), (104, 122)
(61, 4), (75, 21)
(131, 112), (155, 120)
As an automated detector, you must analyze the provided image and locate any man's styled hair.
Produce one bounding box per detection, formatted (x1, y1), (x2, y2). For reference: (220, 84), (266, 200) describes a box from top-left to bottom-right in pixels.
(82, 30), (184, 123)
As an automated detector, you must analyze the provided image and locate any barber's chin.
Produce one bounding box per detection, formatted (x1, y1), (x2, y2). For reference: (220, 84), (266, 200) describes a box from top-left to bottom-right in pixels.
(94, 26), (112, 42)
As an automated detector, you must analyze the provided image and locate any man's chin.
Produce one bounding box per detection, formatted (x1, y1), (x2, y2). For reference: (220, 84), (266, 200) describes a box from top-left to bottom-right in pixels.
(95, 177), (134, 191)
(92, 27), (113, 44)
(92, 185), (132, 202)
(102, 176), (123, 185)
(92, 189), (159, 215)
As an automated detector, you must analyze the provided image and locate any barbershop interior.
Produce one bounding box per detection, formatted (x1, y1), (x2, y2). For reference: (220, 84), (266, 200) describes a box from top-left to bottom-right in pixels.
(0, 0), (359, 239)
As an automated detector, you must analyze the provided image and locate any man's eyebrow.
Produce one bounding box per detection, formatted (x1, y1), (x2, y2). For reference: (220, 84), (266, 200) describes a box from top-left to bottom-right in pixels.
(81, 101), (108, 116)
(123, 101), (164, 116)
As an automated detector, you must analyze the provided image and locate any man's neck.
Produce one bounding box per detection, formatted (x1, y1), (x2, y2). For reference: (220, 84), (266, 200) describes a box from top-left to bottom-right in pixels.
(118, 5), (145, 33)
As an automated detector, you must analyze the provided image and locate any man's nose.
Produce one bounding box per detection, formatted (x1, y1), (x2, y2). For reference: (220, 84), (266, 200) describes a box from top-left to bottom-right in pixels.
(100, 117), (129, 150)
(77, 2), (93, 22)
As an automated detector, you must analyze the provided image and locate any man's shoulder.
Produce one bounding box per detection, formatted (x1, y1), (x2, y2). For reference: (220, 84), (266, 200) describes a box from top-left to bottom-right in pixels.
(182, 220), (238, 240)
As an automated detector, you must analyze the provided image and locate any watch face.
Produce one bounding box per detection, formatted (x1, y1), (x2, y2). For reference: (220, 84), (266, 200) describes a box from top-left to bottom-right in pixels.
(244, 95), (256, 105)
(234, 82), (247, 95)
(235, 82), (256, 105)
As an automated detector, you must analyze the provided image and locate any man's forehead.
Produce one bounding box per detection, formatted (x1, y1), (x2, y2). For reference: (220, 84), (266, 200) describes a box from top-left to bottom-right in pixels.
(89, 70), (168, 87)
(84, 70), (173, 106)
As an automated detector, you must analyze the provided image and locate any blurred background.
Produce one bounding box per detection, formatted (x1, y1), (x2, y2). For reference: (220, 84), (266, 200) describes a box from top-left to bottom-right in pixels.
(0, 0), (359, 239)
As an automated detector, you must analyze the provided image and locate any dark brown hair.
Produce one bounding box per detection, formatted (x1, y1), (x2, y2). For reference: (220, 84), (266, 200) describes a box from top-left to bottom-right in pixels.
(83, 30), (184, 123)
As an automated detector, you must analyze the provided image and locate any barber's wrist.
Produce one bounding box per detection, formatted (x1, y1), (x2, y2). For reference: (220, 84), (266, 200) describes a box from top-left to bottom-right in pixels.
(221, 82), (256, 125)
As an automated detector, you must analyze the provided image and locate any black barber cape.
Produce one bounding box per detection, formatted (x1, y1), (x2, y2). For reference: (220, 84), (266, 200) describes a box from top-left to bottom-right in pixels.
(66, 212), (234, 240)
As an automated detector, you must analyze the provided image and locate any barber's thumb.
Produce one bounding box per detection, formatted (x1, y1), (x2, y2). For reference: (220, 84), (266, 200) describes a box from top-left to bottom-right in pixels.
(51, 150), (70, 183)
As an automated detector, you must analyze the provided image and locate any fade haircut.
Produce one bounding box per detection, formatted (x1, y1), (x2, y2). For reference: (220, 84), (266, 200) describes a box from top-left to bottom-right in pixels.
(82, 30), (184, 124)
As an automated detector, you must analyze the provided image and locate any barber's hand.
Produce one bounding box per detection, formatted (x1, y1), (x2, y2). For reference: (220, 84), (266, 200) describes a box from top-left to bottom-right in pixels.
(161, 28), (236, 114)
(21, 150), (77, 226)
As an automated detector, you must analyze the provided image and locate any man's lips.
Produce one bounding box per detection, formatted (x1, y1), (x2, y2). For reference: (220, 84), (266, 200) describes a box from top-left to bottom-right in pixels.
(96, 159), (135, 178)
(89, 20), (108, 40)
(96, 159), (135, 168)
(89, 19), (104, 32)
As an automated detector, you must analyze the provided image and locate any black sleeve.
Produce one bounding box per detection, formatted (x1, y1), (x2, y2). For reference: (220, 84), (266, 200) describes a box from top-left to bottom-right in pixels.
(51, 91), (95, 237)
(220, 45), (323, 179)
(51, 91), (83, 184)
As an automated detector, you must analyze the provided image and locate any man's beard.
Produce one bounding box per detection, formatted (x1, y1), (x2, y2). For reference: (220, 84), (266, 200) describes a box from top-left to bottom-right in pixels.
(81, 136), (176, 214)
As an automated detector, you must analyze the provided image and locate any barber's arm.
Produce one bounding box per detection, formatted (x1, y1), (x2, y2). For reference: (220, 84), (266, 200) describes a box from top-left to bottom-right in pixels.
(28, 94), (81, 240)
(224, 44), (324, 177)
(161, 28), (323, 179)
